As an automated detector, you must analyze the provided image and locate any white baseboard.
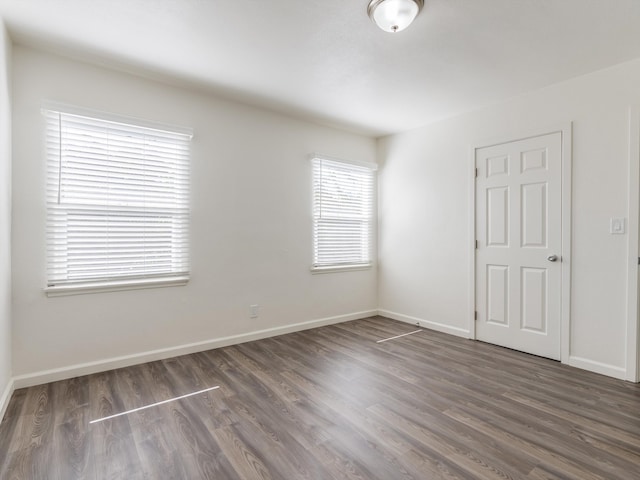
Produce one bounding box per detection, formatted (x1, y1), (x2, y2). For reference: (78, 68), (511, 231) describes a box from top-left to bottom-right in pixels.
(13, 310), (377, 389)
(378, 309), (471, 339)
(380, 311), (631, 381)
(10, 311), (631, 390)
(568, 355), (627, 381)
(0, 377), (15, 422)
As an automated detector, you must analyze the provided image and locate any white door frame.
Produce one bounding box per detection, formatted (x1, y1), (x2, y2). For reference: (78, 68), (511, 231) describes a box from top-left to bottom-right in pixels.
(468, 123), (573, 364)
(627, 106), (640, 383)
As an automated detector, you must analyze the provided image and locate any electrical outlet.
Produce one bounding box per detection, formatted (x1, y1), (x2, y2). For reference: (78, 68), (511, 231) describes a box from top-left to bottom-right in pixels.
(249, 304), (259, 318)
(610, 217), (626, 235)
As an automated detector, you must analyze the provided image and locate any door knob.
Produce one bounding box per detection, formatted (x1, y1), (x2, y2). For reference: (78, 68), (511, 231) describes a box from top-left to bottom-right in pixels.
(547, 255), (558, 262)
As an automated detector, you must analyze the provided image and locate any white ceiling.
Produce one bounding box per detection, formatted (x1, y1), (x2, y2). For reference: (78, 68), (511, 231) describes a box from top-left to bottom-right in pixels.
(1, 0), (640, 136)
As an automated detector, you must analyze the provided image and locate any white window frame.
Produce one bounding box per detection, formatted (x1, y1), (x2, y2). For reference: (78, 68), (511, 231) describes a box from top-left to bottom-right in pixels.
(43, 103), (192, 296)
(311, 154), (377, 273)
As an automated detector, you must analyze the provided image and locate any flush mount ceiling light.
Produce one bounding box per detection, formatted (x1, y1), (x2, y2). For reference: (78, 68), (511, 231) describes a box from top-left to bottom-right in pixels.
(368, 0), (424, 33)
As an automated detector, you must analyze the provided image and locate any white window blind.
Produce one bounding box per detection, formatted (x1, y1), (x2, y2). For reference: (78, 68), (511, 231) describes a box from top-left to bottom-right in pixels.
(312, 155), (376, 271)
(44, 108), (191, 292)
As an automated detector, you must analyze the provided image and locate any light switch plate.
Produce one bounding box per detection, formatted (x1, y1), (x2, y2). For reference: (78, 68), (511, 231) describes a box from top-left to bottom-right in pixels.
(610, 217), (626, 235)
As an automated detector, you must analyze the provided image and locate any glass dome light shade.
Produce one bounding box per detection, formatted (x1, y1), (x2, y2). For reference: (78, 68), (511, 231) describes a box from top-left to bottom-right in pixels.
(368, 0), (424, 33)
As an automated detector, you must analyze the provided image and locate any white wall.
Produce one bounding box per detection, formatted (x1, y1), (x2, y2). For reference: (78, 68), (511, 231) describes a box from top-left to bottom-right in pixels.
(0, 20), (12, 415)
(11, 45), (377, 383)
(379, 58), (640, 380)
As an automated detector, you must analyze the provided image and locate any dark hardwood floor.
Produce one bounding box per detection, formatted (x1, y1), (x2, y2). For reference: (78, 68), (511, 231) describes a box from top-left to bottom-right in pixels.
(1, 316), (639, 479)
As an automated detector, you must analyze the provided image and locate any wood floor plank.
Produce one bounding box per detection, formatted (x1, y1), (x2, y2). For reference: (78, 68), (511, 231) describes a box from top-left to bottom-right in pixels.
(367, 402), (523, 480)
(0, 389), (24, 474)
(1, 384), (56, 480)
(52, 377), (95, 480)
(210, 424), (272, 480)
(1, 316), (639, 479)
(89, 372), (143, 480)
(141, 359), (239, 479)
(109, 365), (188, 479)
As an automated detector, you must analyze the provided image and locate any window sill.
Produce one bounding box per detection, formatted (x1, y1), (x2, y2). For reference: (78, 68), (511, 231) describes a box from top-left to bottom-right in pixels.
(310, 264), (372, 274)
(44, 276), (189, 297)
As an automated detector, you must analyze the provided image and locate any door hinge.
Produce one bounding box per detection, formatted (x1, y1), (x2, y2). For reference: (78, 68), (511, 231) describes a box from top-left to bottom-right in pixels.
(475, 167), (478, 178)
(638, 256), (640, 265)
(474, 311), (478, 321)
(475, 240), (478, 249)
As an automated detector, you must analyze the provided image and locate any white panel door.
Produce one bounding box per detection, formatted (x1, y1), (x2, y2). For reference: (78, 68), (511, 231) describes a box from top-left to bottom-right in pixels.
(476, 132), (562, 360)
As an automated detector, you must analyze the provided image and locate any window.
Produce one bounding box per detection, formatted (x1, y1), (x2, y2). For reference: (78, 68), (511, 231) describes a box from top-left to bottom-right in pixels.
(44, 106), (192, 295)
(311, 155), (377, 272)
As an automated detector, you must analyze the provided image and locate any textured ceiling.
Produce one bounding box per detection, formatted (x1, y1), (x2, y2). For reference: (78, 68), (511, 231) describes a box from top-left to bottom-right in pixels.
(1, 0), (640, 136)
